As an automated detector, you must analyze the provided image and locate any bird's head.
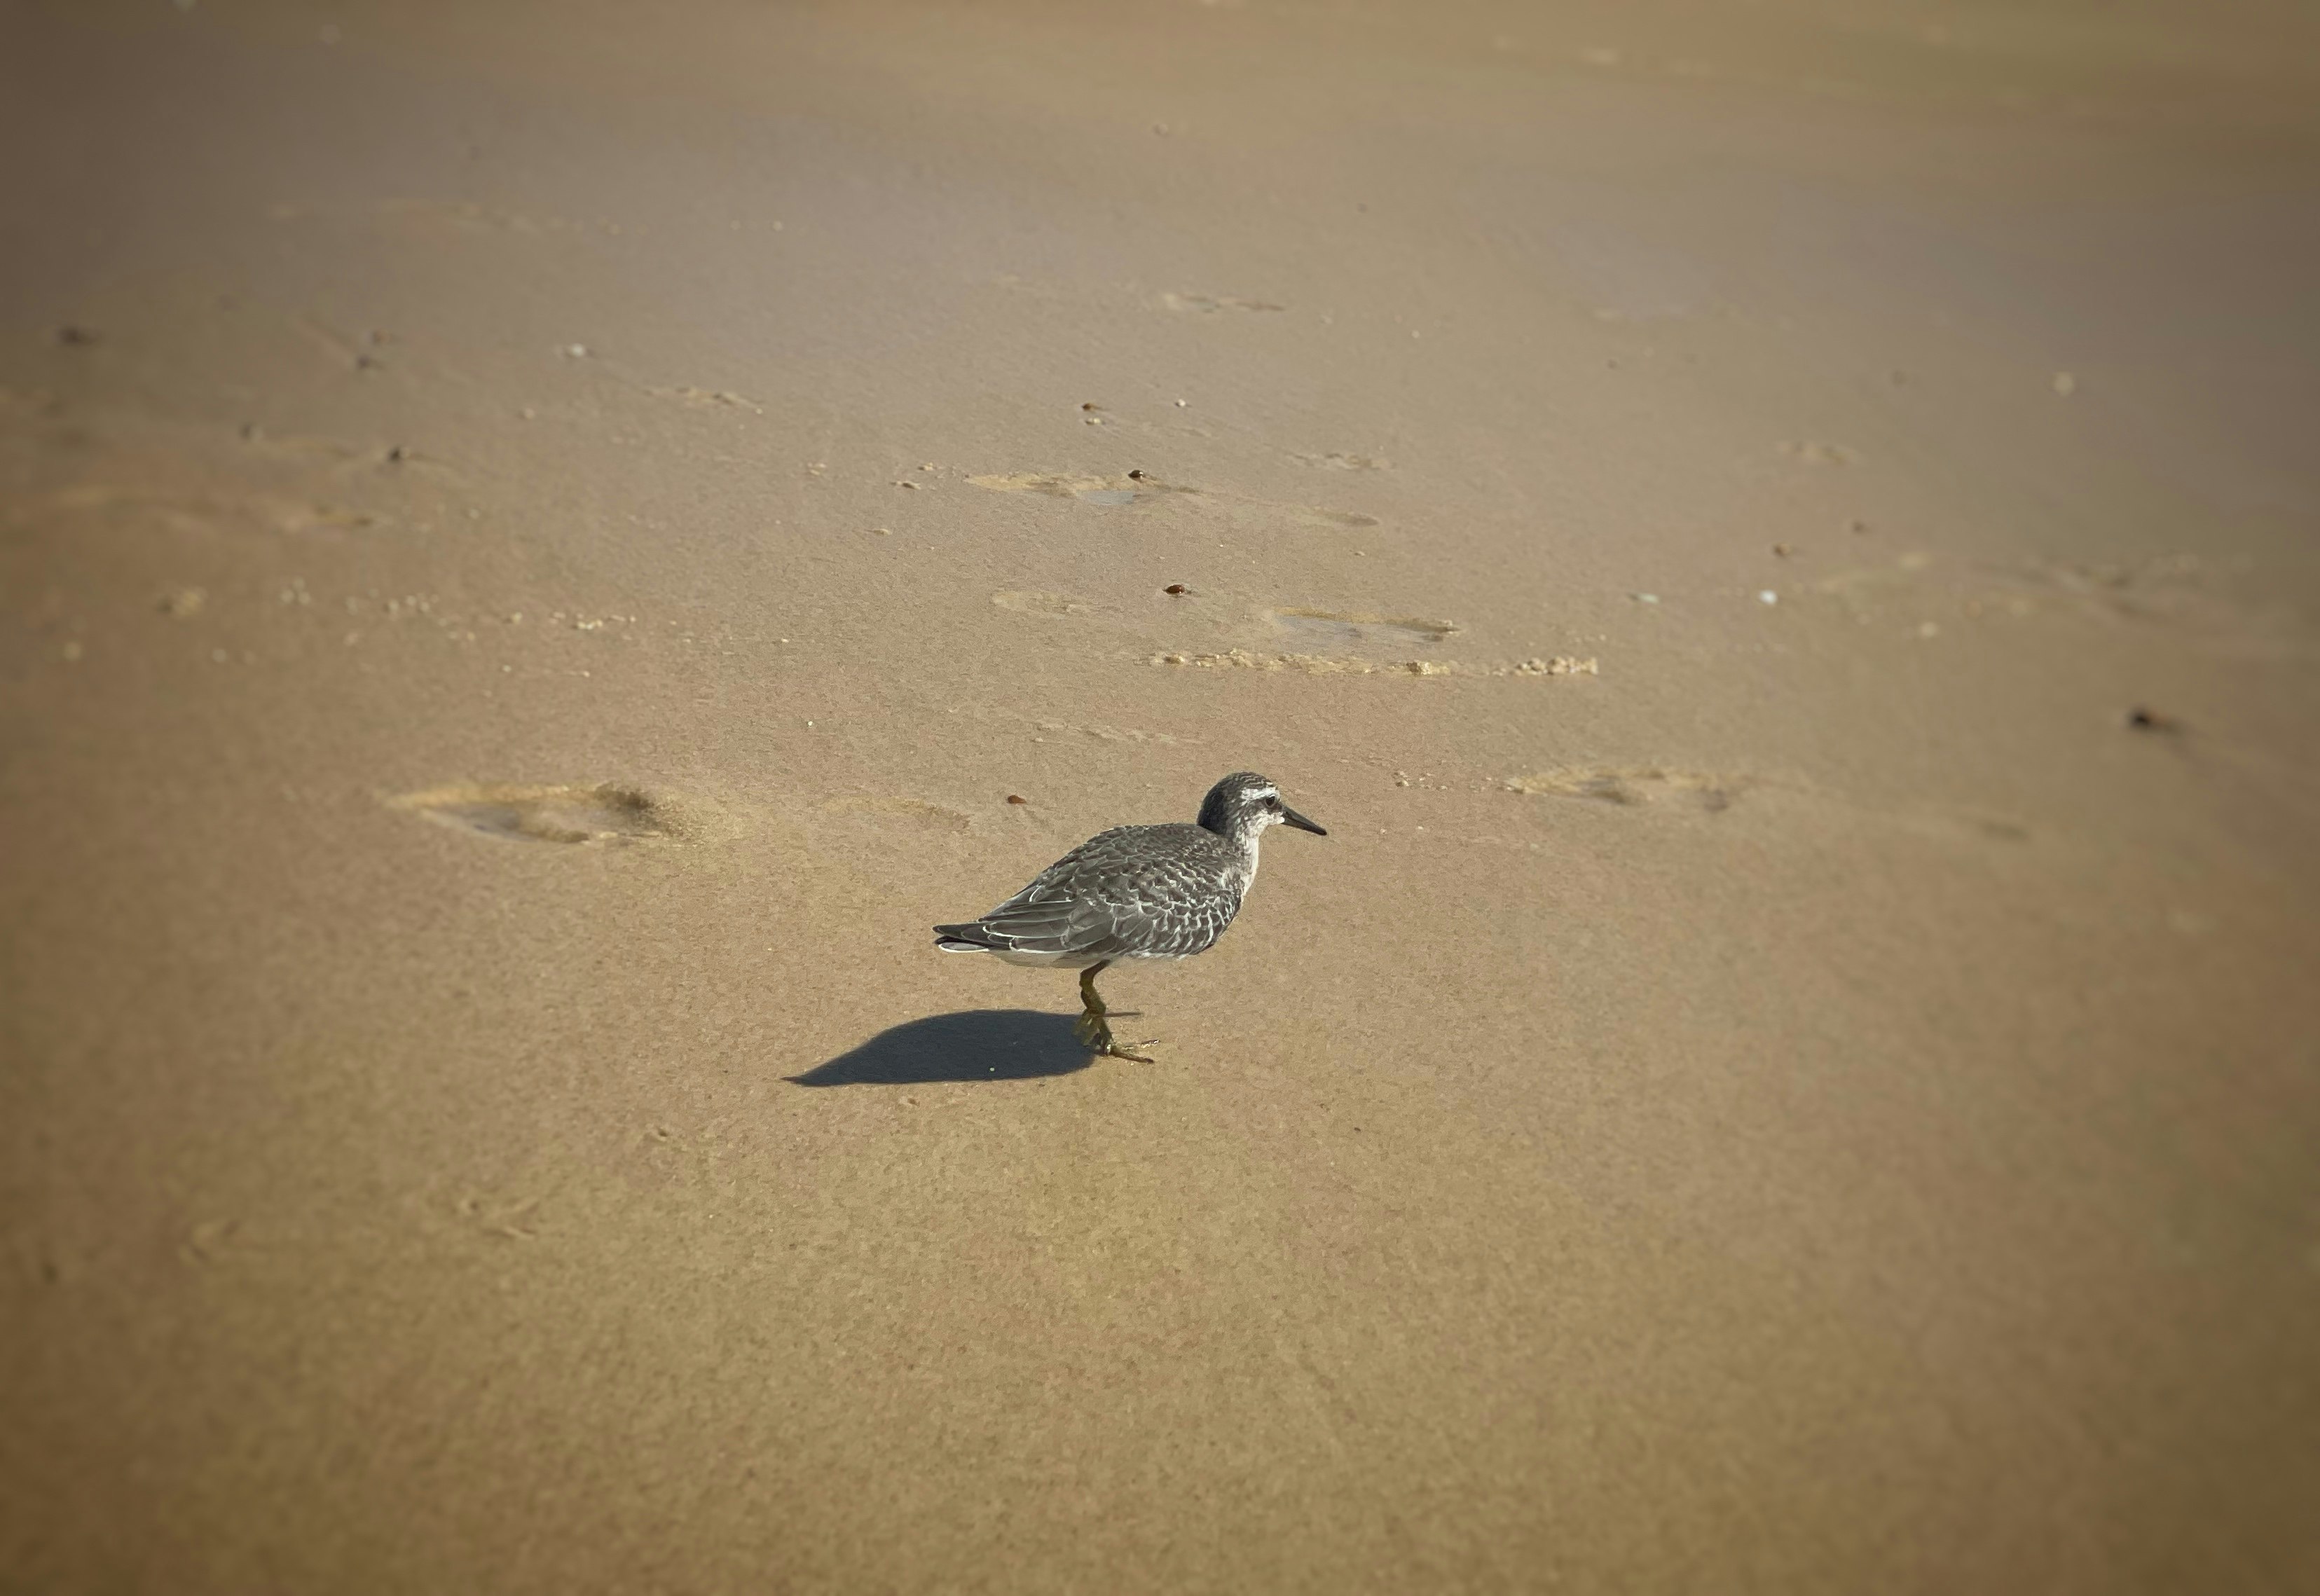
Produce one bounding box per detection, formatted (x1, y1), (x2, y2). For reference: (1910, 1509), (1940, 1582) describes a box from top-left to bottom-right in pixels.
(1196, 771), (1327, 842)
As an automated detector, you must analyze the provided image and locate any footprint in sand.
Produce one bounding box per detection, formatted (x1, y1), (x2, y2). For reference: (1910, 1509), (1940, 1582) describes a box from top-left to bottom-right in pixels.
(967, 471), (1376, 530)
(392, 783), (674, 844)
(453, 1192), (544, 1243)
(1503, 767), (1745, 811)
(1810, 549), (2307, 659)
(1275, 504), (1380, 530)
(178, 1218), (240, 1267)
(293, 317), (393, 374)
(233, 428), (364, 466)
(962, 705), (1200, 747)
(240, 426), (468, 486)
(246, 496), (380, 535)
(1893, 808), (2033, 845)
(1503, 767), (2036, 844)
(1778, 440), (1858, 467)
(644, 385), (762, 414)
(1989, 553), (2302, 654)
(989, 589), (1477, 675)
(1160, 292), (1285, 314)
(1156, 649), (1593, 678)
(991, 590), (1092, 617)
(372, 198), (577, 236)
(35, 485), (380, 538)
(816, 796), (974, 833)
(1144, 608), (1593, 678)
(1267, 609), (1457, 650)
(966, 472), (1190, 506)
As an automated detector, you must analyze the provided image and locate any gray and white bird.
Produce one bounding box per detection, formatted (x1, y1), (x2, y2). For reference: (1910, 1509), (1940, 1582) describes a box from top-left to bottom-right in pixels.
(934, 772), (1327, 1060)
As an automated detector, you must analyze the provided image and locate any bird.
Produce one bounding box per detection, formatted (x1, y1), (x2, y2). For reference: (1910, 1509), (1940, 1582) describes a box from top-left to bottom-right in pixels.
(934, 772), (1327, 1061)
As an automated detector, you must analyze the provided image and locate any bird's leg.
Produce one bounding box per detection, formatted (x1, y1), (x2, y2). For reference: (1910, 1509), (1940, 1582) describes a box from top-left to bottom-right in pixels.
(1072, 961), (1108, 1047)
(1074, 962), (1154, 1062)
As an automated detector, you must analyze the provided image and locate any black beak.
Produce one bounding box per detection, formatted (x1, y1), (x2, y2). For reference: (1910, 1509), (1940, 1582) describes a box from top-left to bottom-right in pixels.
(1282, 805), (1326, 836)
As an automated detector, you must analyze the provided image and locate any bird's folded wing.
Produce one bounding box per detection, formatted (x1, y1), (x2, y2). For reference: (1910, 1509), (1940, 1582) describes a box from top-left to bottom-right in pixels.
(970, 852), (1226, 959)
(970, 879), (1148, 959)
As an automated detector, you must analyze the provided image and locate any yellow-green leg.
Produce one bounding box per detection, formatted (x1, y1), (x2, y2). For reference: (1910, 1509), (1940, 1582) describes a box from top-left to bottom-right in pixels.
(1074, 961), (1153, 1062)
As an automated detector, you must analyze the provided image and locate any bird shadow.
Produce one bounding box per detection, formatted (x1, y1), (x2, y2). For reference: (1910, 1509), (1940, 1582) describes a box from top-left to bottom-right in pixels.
(788, 1009), (1092, 1087)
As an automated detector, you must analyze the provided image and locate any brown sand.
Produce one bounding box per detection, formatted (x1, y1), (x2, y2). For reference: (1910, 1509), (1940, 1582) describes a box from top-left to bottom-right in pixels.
(5, 1), (2319, 1590)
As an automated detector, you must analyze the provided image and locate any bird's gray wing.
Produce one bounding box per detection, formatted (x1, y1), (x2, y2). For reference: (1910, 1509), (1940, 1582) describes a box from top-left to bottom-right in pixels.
(963, 827), (1229, 959)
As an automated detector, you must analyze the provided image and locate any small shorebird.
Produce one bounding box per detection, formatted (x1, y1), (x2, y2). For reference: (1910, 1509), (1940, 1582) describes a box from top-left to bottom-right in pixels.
(934, 772), (1327, 1060)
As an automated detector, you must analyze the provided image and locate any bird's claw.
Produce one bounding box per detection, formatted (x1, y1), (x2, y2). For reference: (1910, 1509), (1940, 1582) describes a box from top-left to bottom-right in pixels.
(1075, 1009), (1155, 1063)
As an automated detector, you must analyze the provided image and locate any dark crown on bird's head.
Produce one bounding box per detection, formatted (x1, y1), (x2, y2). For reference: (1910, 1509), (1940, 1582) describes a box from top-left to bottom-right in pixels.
(1196, 771), (1326, 840)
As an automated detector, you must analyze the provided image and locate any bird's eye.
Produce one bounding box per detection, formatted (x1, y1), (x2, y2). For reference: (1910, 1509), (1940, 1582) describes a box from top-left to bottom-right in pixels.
(1267, 796), (1281, 809)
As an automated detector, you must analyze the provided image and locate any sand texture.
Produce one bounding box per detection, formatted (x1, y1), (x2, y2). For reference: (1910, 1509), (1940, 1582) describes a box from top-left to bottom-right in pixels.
(4, 1), (2319, 1590)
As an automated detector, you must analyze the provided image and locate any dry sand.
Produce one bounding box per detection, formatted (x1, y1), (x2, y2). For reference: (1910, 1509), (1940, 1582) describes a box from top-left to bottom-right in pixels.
(5, 1), (2319, 1590)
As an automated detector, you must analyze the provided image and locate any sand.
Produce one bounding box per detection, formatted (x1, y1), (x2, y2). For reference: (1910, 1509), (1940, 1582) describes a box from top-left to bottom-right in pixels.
(4, 1), (2318, 1590)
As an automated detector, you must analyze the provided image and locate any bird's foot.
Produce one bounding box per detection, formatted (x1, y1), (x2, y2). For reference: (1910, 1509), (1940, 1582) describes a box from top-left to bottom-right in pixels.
(1075, 1008), (1155, 1063)
(1099, 1033), (1157, 1064)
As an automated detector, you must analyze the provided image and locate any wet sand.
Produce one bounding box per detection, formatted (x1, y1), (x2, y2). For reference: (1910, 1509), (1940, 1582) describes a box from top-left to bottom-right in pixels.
(4, 1), (2318, 1590)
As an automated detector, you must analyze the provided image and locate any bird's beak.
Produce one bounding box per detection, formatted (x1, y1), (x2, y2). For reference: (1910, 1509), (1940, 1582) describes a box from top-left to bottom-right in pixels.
(1282, 805), (1326, 836)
